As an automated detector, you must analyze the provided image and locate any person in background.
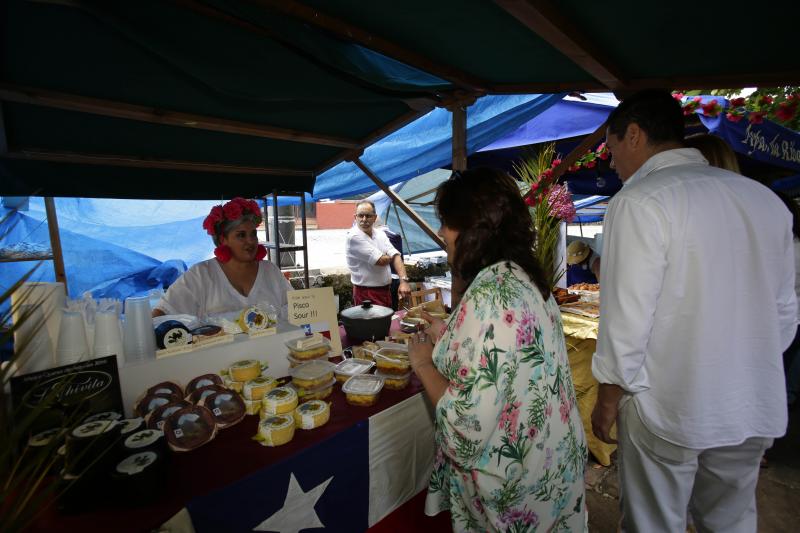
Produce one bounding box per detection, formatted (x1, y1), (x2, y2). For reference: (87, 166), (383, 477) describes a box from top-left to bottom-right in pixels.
(345, 200), (411, 309)
(591, 90), (795, 532)
(684, 132), (741, 174)
(408, 168), (587, 532)
(153, 197), (291, 320)
(566, 240), (600, 285)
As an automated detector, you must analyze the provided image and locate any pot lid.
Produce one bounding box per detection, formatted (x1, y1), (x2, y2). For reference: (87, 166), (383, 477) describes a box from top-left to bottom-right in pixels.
(340, 300), (394, 320)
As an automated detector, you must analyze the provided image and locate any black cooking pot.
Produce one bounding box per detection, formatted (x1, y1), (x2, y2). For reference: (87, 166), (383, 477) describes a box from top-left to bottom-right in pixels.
(339, 300), (393, 344)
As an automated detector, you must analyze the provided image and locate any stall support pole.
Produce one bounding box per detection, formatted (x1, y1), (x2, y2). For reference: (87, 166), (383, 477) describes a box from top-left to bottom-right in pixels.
(451, 103), (467, 172)
(43, 197), (68, 291)
(351, 158), (445, 250)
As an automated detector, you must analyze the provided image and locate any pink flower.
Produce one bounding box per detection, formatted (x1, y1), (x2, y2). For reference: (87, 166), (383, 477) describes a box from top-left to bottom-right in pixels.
(585, 159), (597, 169)
(546, 184), (576, 222)
(759, 95), (774, 106)
(473, 497), (484, 513)
(451, 341), (460, 352)
(726, 112), (744, 123)
(503, 310), (515, 326)
(748, 111), (767, 124)
(560, 399), (572, 423)
(458, 366), (469, 378)
(568, 164), (580, 173)
(671, 92), (684, 101)
(730, 97), (746, 107)
(524, 194), (536, 207)
(701, 100), (722, 117)
(693, 96), (703, 103)
(775, 101), (797, 122)
(541, 168), (554, 180)
(550, 158), (562, 168)
(455, 304), (467, 329)
(545, 403), (553, 418)
(479, 354), (488, 368)
(527, 426), (538, 439)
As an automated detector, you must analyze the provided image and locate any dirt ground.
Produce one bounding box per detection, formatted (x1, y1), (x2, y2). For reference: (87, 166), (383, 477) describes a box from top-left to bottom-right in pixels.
(585, 407), (800, 532)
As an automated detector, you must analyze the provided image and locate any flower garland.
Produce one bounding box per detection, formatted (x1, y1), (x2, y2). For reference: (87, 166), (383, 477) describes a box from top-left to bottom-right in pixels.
(202, 197), (263, 238)
(672, 92), (800, 126)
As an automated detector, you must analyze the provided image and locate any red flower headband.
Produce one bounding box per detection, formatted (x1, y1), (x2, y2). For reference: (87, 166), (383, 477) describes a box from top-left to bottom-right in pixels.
(202, 197), (263, 238)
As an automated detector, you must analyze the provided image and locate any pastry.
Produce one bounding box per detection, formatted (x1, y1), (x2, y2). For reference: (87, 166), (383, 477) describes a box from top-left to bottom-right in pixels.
(242, 376), (277, 401)
(293, 400), (330, 430)
(342, 375), (384, 406)
(228, 360), (262, 382)
(256, 415), (295, 447)
(261, 386), (298, 415)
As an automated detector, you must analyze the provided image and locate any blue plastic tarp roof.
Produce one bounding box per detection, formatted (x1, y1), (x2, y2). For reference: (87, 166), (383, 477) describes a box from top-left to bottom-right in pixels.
(313, 93), (566, 199)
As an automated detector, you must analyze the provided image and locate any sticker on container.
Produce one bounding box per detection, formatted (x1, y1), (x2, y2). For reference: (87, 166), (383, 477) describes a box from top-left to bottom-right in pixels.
(173, 428), (184, 439)
(116, 451), (158, 476)
(125, 429), (163, 449)
(213, 407), (222, 416)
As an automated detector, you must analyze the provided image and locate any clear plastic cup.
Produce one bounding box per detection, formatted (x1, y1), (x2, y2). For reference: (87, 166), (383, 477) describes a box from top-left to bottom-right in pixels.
(55, 310), (89, 366)
(93, 310), (124, 366)
(122, 296), (156, 364)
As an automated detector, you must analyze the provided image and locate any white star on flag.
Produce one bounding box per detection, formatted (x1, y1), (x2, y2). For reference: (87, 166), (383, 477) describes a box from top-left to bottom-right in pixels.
(253, 472), (334, 532)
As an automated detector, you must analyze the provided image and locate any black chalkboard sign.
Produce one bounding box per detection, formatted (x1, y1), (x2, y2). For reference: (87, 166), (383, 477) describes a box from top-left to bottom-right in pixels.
(10, 355), (124, 435)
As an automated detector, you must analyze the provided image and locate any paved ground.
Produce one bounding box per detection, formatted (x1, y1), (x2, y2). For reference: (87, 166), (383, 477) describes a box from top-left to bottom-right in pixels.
(585, 407), (800, 532)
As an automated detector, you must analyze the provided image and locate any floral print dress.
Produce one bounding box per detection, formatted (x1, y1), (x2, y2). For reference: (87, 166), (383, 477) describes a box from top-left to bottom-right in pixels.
(424, 261), (587, 532)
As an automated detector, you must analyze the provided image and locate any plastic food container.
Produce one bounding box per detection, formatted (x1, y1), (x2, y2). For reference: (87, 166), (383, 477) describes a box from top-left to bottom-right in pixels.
(342, 374), (384, 406)
(293, 400), (331, 430)
(292, 377), (336, 403)
(334, 358), (375, 383)
(290, 360), (335, 389)
(373, 348), (411, 375)
(285, 336), (331, 360)
(375, 370), (412, 390)
(287, 352), (327, 368)
(261, 386), (298, 415)
(351, 341), (380, 361)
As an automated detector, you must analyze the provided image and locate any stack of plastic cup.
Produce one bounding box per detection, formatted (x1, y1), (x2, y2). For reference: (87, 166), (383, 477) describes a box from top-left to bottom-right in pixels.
(55, 310), (90, 366)
(122, 296), (157, 365)
(93, 310), (124, 367)
(14, 304), (55, 374)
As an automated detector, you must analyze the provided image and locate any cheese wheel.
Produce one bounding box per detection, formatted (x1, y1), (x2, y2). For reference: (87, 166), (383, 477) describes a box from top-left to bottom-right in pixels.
(258, 415), (295, 446)
(242, 376), (277, 400)
(292, 400), (330, 430)
(228, 360), (261, 382)
(261, 386), (298, 415)
(222, 376), (244, 393)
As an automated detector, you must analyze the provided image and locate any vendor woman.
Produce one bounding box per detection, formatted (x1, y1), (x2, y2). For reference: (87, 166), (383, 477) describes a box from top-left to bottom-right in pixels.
(566, 240), (600, 286)
(153, 197), (291, 320)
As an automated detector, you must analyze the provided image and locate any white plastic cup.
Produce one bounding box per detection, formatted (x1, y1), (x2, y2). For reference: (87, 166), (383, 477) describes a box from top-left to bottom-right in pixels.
(93, 310), (124, 366)
(14, 304), (55, 374)
(122, 296), (156, 364)
(55, 310), (89, 366)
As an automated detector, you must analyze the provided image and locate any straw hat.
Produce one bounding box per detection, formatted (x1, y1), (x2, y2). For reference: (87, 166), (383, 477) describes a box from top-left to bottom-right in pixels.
(566, 241), (591, 265)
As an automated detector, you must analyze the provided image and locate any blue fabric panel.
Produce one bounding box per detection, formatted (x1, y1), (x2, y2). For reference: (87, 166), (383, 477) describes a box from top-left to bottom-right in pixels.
(313, 93), (565, 199)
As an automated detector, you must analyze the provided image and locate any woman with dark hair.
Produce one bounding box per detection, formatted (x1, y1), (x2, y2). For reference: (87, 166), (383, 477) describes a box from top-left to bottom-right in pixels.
(153, 197), (291, 320)
(408, 168), (587, 531)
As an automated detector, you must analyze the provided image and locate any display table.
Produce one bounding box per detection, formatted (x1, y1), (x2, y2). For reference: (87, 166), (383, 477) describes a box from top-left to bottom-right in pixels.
(29, 375), (435, 532)
(561, 311), (617, 466)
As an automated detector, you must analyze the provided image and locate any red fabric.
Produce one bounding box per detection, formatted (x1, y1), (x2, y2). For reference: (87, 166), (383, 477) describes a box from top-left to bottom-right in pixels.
(29, 375), (424, 533)
(352, 284), (392, 308)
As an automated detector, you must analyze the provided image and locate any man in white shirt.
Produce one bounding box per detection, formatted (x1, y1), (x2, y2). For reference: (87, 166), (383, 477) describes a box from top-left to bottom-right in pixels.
(590, 90), (796, 532)
(345, 201), (411, 308)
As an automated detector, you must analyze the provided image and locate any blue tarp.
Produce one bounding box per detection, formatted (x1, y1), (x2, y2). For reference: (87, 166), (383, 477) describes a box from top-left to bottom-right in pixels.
(313, 93), (566, 199)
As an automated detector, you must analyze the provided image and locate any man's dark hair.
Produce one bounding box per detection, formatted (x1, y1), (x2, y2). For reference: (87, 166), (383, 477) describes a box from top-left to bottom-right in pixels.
(607, 89), (684, 145)
(355, 200), (376, 213)
(435, 167), (548, 298)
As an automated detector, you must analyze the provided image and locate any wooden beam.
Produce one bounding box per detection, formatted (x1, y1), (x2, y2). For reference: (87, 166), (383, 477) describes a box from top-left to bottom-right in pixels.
(352, 157), (445, 250)
(0, 83), (360, 149)
(451, 104), (468, 172)
(494, 0), (627, 90)
(314, 107), (432, 178)
(3, 149), (314, 176)
(551, 120), (607, 182)
(43, 197), (68, 291)
(253, 0), (489, 93)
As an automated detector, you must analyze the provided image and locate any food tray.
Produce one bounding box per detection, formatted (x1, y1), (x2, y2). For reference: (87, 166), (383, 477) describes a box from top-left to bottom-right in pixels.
(334, 358), (375, 382)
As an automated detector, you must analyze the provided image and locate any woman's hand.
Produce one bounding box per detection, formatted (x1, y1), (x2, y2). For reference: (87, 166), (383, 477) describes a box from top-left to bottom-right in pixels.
(408, 330), (434, 372)
(420, 310), (446, 342)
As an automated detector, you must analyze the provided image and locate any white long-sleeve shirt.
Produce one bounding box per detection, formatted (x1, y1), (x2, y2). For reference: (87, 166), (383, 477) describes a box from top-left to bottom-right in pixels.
(345, 226), (400, 287)
(593, 148), (796, 449)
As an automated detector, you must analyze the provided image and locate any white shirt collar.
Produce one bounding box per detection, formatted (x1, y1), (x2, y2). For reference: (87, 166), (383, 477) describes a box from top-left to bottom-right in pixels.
(625, 148), (709, 188)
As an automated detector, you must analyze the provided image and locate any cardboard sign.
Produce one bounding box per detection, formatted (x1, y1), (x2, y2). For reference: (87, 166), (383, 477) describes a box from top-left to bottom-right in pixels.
(10, 355), (124, 435)
(287, 287), (342, 354)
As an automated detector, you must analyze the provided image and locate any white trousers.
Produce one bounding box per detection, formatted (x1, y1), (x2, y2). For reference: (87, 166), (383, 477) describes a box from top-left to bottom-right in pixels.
(617, 400), (772, 533)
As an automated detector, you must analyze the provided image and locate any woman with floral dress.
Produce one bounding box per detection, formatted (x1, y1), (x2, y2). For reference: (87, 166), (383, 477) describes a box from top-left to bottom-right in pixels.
(408, 168), (587, 532)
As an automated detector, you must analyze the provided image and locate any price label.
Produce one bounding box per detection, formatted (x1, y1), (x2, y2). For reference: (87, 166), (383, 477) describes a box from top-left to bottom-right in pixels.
(173, 428), (184, 438)
(213, 408), (222, 416)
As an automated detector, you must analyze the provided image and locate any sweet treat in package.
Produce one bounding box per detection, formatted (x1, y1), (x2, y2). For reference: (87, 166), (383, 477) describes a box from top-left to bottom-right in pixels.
(256, 415), (295, 447)
(343, 374), (384, 406)
(293, 400), (331, 430)
(261, 386), (298, 415)
(290, 360), (335, 389)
